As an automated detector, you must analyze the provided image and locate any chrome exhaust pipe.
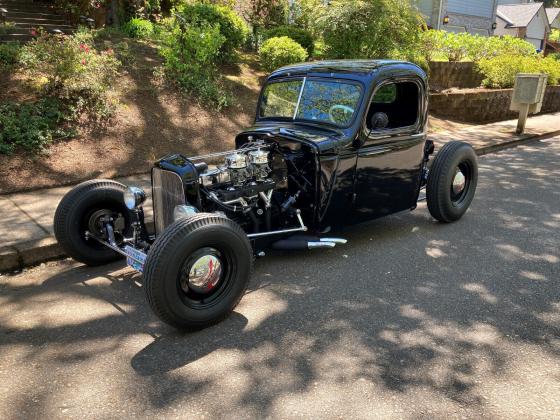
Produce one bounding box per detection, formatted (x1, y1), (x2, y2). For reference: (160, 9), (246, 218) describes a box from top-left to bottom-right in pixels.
(308, 241), (336, 249)
(319, 237), (347, 244)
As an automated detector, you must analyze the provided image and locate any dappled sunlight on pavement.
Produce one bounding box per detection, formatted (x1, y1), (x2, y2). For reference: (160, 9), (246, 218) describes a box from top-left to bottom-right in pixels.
(0, 138), (559, 418)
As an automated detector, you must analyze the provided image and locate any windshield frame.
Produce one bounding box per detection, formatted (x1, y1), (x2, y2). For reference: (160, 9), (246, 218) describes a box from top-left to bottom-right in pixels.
(256, 76), (365, 129)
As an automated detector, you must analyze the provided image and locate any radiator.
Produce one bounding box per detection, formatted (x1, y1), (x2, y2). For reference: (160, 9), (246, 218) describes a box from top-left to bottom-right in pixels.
(152, 167), (186, 235)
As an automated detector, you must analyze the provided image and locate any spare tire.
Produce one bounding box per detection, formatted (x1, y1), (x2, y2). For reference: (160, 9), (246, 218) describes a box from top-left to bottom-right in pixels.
(427, 141), (478, 223)
(143, 213), (253, 330)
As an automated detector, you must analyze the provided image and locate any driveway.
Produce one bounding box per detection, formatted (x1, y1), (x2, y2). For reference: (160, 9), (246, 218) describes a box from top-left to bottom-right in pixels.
(1, 138), (559, 419)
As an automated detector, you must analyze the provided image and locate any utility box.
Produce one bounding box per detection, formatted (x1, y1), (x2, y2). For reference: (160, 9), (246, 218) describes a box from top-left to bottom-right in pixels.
(510, 73), (548, 134)
(510, 73), (548, 114)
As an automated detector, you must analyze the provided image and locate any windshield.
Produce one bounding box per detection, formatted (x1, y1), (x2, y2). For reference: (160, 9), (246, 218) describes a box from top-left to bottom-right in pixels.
(258, 78), (362, 128)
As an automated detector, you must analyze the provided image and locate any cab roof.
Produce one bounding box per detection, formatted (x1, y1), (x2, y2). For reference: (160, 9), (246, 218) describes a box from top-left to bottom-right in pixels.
(268, 59), (425, 80)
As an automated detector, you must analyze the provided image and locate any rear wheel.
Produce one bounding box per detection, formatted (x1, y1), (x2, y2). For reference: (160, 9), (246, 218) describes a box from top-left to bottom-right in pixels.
(143, 213), (253, 330)
(427, 141), (478, 223)
(54, 180), (132, 266)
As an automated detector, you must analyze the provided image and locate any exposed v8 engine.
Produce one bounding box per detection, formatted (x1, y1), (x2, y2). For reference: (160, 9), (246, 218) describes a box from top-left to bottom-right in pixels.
(159, 139), (313, 239)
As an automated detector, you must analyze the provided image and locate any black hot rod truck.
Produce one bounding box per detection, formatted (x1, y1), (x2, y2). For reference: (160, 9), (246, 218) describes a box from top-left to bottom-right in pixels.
(54, 60), (478, 329)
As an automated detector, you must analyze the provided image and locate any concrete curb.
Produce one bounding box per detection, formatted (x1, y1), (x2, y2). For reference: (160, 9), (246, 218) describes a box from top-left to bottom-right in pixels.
(473, 130), (560, 156)
(0, 237), (64, 273)
(1, 129), (558, 273)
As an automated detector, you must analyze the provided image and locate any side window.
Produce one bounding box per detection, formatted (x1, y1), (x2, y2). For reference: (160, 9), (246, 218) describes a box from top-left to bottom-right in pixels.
(367, 81), (420, 131)
(372, 84), (397, 104)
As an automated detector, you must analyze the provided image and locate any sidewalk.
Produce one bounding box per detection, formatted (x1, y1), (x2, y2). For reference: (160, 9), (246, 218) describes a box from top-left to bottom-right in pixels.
(1, 112), (559, 272)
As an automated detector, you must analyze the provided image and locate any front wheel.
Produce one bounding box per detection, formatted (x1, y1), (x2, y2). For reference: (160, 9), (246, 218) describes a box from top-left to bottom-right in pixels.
(143, 213), (253, 330)
(54, 180), (133, 266)
(427, 141), (478, 223)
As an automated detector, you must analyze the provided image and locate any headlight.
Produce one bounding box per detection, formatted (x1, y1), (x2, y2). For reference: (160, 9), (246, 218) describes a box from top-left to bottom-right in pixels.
(173, 204), (198, 221)
(123, 186), (146, 210)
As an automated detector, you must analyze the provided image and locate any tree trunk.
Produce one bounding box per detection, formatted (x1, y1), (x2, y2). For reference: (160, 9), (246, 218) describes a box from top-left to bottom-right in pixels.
(106, 0), (119, 26)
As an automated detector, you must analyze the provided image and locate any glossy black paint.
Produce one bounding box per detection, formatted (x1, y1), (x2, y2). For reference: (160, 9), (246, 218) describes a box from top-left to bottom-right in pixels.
(156, 154), (200, 183)
(235, 60), (429, 231)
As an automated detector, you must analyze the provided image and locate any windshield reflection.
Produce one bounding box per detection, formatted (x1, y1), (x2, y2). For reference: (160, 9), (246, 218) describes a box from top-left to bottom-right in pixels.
(259, 78), (362, 128)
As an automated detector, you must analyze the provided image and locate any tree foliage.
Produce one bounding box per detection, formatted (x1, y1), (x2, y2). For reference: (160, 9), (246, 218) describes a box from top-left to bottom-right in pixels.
(174, 2), (249, 63)
(316, 0), (423, 60)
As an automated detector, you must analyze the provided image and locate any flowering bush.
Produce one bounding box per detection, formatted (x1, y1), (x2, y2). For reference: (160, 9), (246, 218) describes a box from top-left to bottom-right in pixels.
(19, 30), (120, 118)
(259, 36), (308, 72)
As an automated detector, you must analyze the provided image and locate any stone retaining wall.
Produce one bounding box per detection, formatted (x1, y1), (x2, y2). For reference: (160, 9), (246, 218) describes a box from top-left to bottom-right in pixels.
(429, 86), (560, 123)
(428, 61), (483, 91)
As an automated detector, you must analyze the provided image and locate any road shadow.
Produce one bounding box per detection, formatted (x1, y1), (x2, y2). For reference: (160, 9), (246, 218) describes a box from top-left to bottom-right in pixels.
(1, 139), (559, 417)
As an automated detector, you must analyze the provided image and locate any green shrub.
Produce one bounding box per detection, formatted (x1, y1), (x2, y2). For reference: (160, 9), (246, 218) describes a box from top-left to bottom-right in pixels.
(259, 36), (308, 72)
(470, 35), (536, 61)
(19, 31), (120, 118)
(420, 30), (537, 63)
(0, 98), (74, 154)
(551, 52), (560, 62)
(174, 3), (249, 63)
(317, 0), (422, 59)
(419, 30), (446, 62)
(550, 30), (560, 43)
(263, 26), (314, 56)
(0, 42), (21, 69)
(122, 18), (155, 38)
(477, 55), (560, 88)
(159, 20), (229, 109)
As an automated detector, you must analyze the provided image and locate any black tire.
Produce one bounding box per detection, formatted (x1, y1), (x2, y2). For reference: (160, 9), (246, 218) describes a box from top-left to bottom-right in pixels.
(143, 213), (253, 330)
(427, 141), (478, 223)
(54, 179), (133, 266)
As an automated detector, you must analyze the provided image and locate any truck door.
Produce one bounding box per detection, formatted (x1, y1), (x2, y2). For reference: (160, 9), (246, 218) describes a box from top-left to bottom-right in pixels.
(353, 80), (426, 222)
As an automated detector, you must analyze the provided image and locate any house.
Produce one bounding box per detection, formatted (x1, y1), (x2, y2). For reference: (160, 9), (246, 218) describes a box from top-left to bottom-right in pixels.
(547, 8), (560, 30)
(496, 2), (551, 50)
(416, 0), (499, 36)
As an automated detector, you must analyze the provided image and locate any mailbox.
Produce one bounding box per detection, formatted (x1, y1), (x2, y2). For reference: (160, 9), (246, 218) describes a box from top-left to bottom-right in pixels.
(510, 73), (548, 134)
(510, 73), (548, 114)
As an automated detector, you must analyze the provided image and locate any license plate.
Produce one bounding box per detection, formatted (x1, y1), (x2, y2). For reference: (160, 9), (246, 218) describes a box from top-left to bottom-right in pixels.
(124, 245), (147, 273)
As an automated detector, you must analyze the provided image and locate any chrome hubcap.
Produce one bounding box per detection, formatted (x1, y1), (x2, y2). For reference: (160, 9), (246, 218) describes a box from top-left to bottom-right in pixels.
(182, 254), (222, 294)
(452, 170), (466, 195)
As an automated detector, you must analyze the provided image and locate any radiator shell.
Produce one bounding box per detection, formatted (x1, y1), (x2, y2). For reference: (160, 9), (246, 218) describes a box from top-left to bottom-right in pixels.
(151, 167), (186, 235)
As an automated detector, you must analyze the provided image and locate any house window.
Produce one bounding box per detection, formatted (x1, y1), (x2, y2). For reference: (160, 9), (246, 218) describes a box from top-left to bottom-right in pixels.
(447, 0), (494, 19)
(367, 82), (420, 131)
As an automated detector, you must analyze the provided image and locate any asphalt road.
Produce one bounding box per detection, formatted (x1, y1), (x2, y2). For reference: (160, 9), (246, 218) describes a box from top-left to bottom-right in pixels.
(1, 138), (559, 419)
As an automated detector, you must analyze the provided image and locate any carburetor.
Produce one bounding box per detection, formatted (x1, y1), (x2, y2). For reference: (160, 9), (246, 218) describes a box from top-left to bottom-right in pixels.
(225, 148), (271, 186)
(225, 153), (250, 186)
(248, 149), (271, 181)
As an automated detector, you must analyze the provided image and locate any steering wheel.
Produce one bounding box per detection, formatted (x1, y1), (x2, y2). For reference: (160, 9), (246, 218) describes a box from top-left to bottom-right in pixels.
(328, 104), (354, 124)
